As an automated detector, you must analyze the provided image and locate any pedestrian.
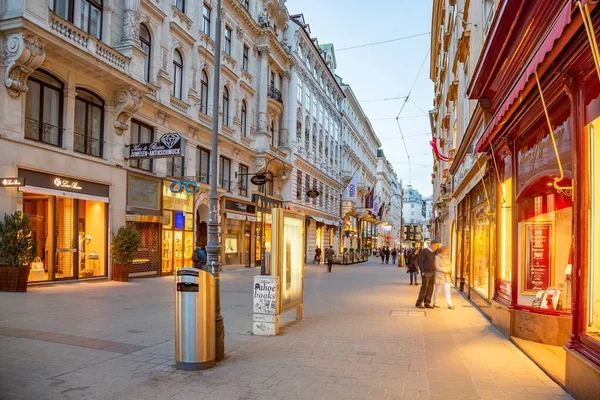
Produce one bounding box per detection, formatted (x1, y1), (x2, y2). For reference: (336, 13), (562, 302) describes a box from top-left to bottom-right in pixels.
(415, 240), (442, 309)
(192, 243), (207, 271)
(314, 246), (322, 264)
(385, 247), (391, 264)
(408, 248), (420, 285)
(380, 247), (385, 264)
(324, 245), (335, 273)
(391, 248), (398, 265)
(433, 246), (455, 309)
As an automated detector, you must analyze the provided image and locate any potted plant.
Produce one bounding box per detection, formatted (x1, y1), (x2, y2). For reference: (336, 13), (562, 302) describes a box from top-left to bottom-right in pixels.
(0, 212), (37, 292)
(111, 224), (141, 282)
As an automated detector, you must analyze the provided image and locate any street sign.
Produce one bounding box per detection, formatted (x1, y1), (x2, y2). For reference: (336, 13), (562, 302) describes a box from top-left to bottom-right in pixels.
(129, 133), (184, 159)
(0, 177), (24, 187)
(251, 173), (268, 185)
(306, 189), (320, 198)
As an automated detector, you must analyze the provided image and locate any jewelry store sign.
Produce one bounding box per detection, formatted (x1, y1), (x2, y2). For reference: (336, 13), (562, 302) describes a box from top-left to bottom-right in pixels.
(129, 133), (185, 159)
(0, 177), (24, 187)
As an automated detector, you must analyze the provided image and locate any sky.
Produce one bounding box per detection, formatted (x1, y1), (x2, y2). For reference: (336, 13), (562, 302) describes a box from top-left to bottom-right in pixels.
(287, 0), (434, 197)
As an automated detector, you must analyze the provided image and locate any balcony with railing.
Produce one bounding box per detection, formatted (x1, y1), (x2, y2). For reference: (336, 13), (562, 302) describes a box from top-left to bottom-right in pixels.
(74, 132), (104, 158)
(268, 85), (283, 103)
(25, 118), (63, 147)
(267, 85), (284, 118)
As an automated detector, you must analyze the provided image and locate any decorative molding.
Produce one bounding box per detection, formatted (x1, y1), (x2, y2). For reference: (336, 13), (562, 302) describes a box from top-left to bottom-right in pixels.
(122, 9), (141, 44)
(257, 45), (270, 58)
(156, 110), (170, 126)
(114, 88), (143, 135)
(3, 34), (45, 98)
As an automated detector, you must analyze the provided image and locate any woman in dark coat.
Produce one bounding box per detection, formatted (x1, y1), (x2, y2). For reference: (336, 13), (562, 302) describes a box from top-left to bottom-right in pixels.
(408, 248), (420, 285)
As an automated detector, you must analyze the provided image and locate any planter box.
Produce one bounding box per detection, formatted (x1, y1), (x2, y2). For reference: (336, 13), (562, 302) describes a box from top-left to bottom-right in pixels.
(0, 265), (30, 292)
(112, 264), (130, 282)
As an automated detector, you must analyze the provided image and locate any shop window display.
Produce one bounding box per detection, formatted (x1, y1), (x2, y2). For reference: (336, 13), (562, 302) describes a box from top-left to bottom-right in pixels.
(471, 202), (492, 299)
(587, 116), (600, 340)
(497, 170), (513, 299)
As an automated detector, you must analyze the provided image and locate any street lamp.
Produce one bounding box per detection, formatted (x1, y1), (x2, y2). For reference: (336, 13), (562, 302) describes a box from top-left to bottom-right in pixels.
(207, 0), (224, 362)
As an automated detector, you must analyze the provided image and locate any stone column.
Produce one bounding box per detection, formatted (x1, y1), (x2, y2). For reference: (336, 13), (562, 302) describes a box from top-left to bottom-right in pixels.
(279, 70), (290, 148)
(256, 45), (269, 136)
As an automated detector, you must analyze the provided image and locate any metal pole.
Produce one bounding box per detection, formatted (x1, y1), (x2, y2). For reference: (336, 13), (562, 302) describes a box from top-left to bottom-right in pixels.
(208, 0), (224, 362)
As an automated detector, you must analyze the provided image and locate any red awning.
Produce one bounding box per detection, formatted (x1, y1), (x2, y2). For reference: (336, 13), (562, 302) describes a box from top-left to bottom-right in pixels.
(474, 1), (572, 153)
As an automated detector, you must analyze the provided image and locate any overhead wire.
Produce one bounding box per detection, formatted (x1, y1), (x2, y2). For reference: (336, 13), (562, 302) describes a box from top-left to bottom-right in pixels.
(336, 32), (430, 52)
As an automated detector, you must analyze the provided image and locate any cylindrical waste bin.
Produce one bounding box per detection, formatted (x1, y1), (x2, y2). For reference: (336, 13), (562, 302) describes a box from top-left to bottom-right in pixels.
(175, 267), (215, 370)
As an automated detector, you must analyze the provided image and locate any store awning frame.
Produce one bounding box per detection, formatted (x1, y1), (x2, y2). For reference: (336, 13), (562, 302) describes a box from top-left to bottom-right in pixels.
(474, 1), (573, 153)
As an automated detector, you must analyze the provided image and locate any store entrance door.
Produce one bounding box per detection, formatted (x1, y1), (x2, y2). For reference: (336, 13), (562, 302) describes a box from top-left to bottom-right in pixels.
(55, 197), (77, 279)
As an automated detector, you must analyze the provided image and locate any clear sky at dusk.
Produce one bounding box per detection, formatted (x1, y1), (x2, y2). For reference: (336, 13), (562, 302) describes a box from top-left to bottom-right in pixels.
(286, 0), (434, 197)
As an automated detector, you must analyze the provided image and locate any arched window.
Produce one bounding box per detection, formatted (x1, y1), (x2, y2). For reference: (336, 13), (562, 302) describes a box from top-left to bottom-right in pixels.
(241, 100), (247, 137)
(200, 70), (209, 114)
(140, 24), (151, 82)
(222, 87), (229, 126)
(175, 0), (185, 13)
(25, 70), (64, 147)
(172, 49), (183, 99)
(74, 88), (104, 158)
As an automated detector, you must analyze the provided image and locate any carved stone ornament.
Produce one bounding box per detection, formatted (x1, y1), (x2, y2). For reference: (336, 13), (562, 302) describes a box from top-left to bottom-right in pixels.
(258, 111), (268, 132)
(114, 88), (143, 135)
(257, 45), (270, 58)
(122, 10), (141, 43)
(254, 156), (266, 170)
(3, 34), (46, 99)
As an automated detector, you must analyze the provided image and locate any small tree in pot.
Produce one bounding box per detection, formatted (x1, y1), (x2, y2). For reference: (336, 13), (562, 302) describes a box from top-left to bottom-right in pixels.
(111, 224), (141, 282)
(0, 212), (37, 292)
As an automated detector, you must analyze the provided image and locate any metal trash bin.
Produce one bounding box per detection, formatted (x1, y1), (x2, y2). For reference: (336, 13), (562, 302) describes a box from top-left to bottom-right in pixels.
(175, 267), (215, 370)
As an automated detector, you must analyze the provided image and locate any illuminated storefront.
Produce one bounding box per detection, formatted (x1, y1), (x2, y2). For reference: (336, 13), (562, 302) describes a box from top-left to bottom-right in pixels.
(161, 180), (194, 274)
(18, 169), (108, 282)
(221, 197), (256, 269)
(253, 194), (280, 269)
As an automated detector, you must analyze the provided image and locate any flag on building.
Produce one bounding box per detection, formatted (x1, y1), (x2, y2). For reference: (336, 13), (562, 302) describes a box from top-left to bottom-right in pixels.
(344, 168), (360, 199)
(378, 202), (385, 219)
(364, 187), (374, 209)
(373, 194), (381, 214)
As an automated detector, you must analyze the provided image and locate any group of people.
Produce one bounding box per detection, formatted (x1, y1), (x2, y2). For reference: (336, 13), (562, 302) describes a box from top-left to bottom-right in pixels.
(407, 240), (454, 310)
(376, 247), (398, 264)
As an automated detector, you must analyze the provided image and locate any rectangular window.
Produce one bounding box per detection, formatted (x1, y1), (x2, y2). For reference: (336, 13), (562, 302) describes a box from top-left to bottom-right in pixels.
(219, 156), (231, 191)
(202, 4), (211, 36)
(305, 174), (310, 203)
(197, 147), (210, 185)
(296, 171), (302, 200)
(224, 26), (232, 55)
(305, 90), (311, 112)
(129, 120), (154, 172)
(242, 45), (249, 71)
(167, 156), (184, 178)
(80, 0), (102, 39)
(238, 164), (248, 197)
(319, 182), (323, 208)
(312, 178), (317, 205)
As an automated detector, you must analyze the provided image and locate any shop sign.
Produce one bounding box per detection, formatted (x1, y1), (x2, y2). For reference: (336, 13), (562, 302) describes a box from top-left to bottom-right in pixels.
(163, 181), (193, 212)
(250, 173), (268, 185)
(253, 276), (278, 314)
(226, 212), (247, 221)
(0, 177), (24, 187)
(18, 169), (109, 197)
(524, 223), (552, 293)
(306, 189), (320, 198)
(129, 133), (185, 159)
(128, 174), (160, 211)
(224, 199), (256, 215)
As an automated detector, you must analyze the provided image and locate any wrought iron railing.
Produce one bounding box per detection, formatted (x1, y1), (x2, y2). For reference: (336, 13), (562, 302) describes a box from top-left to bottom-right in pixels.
(25, 118), (63, 147)
(74, 132), (104, 158)
(267, 85), (283, 103)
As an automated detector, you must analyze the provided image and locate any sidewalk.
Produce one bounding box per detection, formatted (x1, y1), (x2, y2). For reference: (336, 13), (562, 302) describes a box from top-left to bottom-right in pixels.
(0, 258), (571, 399)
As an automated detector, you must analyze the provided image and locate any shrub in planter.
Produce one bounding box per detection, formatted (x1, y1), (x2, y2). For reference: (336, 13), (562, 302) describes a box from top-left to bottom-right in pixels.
(0, 212), (37, 292)
(111, 224), (141, 282)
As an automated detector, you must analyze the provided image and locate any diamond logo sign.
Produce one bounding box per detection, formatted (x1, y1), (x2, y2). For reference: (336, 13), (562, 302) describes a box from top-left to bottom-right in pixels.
(160, 133), (181, 149)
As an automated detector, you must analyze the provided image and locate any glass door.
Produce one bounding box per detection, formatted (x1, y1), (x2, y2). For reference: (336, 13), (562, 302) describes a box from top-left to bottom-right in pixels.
(162, 230), (173, 274)
(55, 197), (77, 279)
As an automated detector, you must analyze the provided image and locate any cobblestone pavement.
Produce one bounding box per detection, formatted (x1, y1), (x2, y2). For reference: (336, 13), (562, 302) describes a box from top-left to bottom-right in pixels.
(0, 259), (572, 400)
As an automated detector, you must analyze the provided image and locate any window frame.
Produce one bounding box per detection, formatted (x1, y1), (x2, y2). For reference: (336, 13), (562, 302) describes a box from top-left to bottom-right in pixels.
(129, 119), (154, 172)
(202, 4), (212, 36)
(241, 100), (248, 137)
(219, 156), (231, 191)
(167, 156), (184, 178)
(80, 0), (103, 39)
(242, 44), (249, 71)
(25, 69), (64, 148)
(224, 26), (232, 55)
(175, 0), (185, 13)
(200, 69), (209, 114)
(140, 23), (151, 83)
(238, 164), (249, 197)
(197, 147), (211, 185)
(74, 88), (105, 158)
(172, 49), (184, 100)
(222, 86), (230, 126)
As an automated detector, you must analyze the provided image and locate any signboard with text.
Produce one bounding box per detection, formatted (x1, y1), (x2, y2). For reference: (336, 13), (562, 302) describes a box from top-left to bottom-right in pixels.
(523, 223), (552, 293)
(0, 177), (24, 187)
(129, 133), (184, 159)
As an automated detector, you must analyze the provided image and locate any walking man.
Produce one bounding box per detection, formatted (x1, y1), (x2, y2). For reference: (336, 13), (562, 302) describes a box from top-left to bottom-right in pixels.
(324, 245), (335, 273)
(391, 248), (398, 265)
(385, 247), (391, 264)
(415, 240), (442, 309)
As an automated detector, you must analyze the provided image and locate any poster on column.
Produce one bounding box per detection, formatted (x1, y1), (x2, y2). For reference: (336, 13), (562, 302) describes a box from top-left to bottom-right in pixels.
(523, 222), (552, 293)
